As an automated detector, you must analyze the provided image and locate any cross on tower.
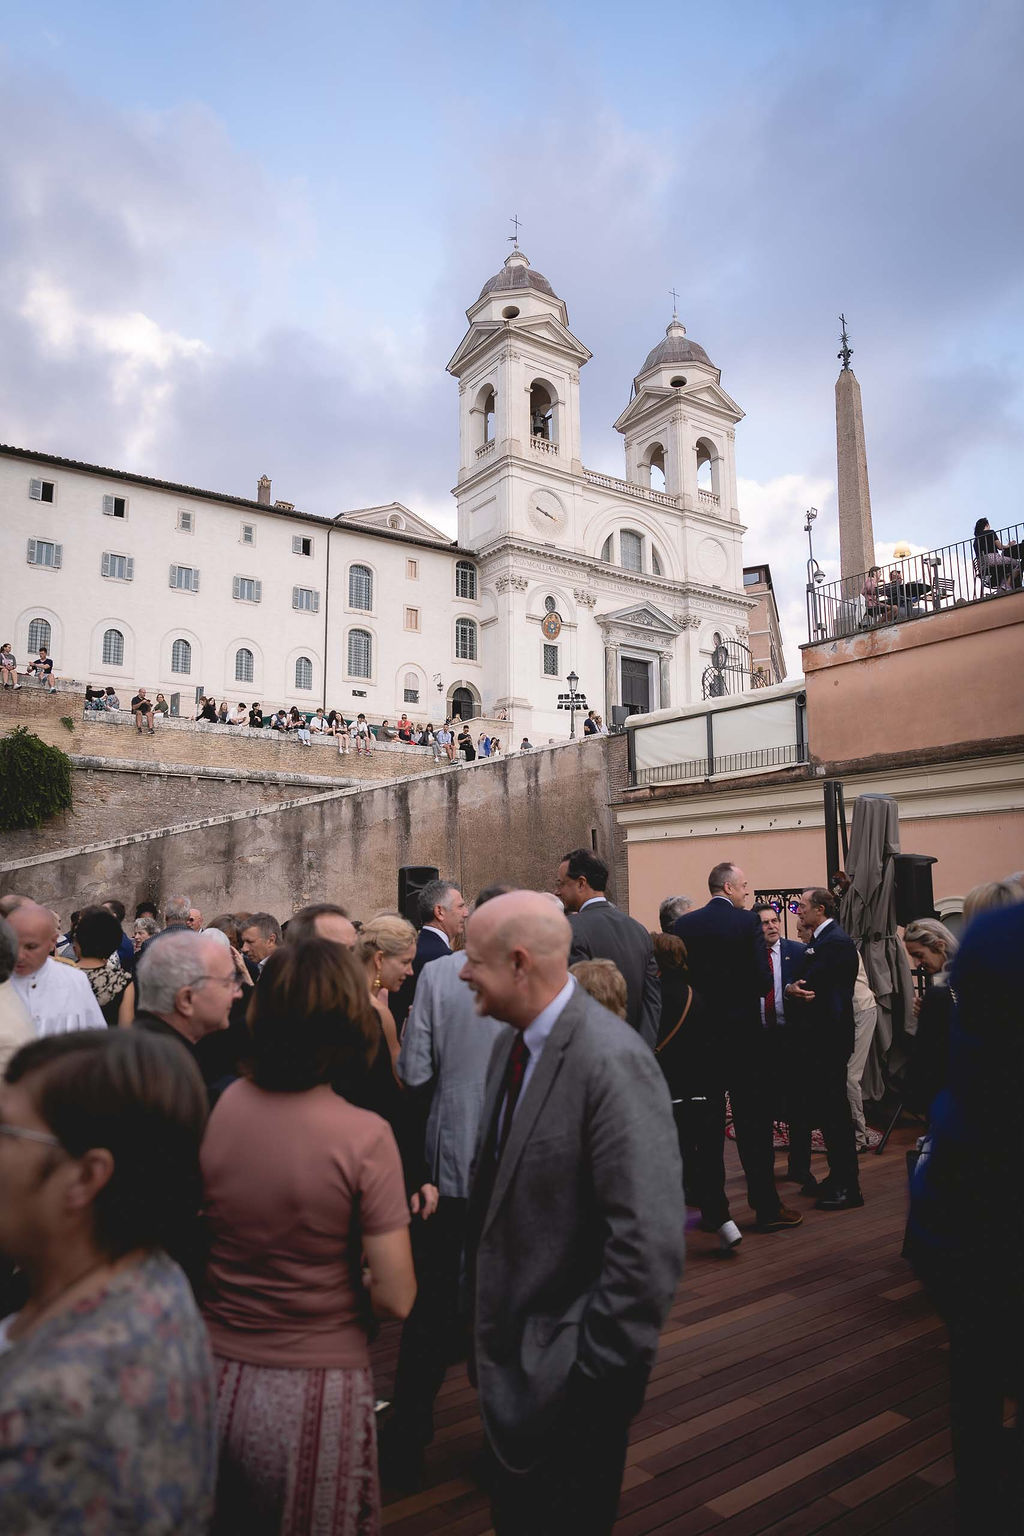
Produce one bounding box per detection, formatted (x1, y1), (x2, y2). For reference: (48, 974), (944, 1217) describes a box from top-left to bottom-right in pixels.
(508, 214), (523, 249)
(838, 313), (853, 370)
(670, 287), (680, 320)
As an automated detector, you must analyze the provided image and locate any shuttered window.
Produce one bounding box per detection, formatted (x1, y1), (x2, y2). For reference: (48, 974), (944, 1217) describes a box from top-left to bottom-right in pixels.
(347, 629), (372, 678)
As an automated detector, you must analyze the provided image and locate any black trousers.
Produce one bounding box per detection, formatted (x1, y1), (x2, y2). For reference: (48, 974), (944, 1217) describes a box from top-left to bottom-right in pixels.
(488, 1386), (632, 1536)
(729, 1057), (783, 1219)
(673, 1093), (729, 1229)
(389, 1196), (468, 1448)
(788, 1053), (859, 1191)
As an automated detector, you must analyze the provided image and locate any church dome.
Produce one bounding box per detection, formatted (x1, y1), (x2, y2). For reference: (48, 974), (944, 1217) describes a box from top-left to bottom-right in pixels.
(639, 319), (714, 373)
(478, 248), (558, 301)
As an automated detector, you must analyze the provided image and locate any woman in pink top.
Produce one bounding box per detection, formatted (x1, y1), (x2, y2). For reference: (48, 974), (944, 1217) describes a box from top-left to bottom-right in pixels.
(201, 939), (416, 1535)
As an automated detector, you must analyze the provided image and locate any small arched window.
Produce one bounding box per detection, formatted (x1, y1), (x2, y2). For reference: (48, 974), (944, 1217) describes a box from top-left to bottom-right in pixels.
(348, 629), (372, 678)
(620, 530), (644, 572)
(171, 638), (191, 675)
(652, 547), (663, 577)
(647, 443), (666, 493)
(455, 618), (478, 662)
(455, 560), (477, 600)
(102, 628), (124, 667)
(28, 617), (51, 653)
(348, 564), (373, 610)
(403, 671), (420, 704)
(295, 656), (313, 691)
(529, 381), (554, 441)
(482, 387), (495, 445)
(600, 535), (613, 563)
(235, 647), (254, 683)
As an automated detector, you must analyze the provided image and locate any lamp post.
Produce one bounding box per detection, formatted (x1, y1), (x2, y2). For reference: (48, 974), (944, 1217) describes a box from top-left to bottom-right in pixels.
(804, 507), (827, 641)
(558, 671), (587, 738)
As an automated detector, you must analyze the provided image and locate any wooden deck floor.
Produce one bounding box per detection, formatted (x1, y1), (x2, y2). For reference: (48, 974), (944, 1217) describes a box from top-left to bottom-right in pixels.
(372, 1125), (955, 1535)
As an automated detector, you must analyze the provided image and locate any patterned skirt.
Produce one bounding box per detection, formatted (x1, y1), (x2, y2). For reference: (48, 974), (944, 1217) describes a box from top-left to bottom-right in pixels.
(211, 1356), (379, 1535)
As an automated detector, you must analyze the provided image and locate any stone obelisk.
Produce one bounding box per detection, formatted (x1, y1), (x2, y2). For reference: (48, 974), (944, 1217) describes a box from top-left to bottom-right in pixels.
(835, 317), (875, 583)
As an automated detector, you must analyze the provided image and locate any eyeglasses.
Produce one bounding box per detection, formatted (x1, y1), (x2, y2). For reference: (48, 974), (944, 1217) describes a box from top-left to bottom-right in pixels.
(0, 1122), (62, 1149)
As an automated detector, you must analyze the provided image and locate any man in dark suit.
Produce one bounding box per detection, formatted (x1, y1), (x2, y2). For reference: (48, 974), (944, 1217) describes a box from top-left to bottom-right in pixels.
(753, 902), (809, 1182)
(785, 888), (863, 1210)
(390, 878), (468, 1030)
(673, 864), (801, 1231)
(555, 849), (660, 1050)
(464, 891), (684, 1535)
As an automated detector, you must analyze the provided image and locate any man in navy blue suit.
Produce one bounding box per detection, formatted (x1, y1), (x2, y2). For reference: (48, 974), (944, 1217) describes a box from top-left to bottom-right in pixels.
(390, 879), (469, 1031)
(753, 903), (808, 1183)
(785, 888), (863, 1210)
(674, 864), (802, 1232)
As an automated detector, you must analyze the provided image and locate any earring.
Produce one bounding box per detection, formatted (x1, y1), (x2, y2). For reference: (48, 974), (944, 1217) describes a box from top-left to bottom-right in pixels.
(373, 967), (383, 992)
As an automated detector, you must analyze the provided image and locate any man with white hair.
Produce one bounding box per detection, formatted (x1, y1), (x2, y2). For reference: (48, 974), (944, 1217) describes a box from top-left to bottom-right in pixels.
(463, 891), (684, 1534)
(0, 917), (32, 1073)
(187, 907), (203, 932)
(163, 895), (192, 929)
(133, 929), (239, 1094)
(8, 902), (105, 1036)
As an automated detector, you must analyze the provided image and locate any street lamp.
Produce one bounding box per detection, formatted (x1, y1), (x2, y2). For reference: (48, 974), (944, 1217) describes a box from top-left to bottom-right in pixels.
(804, 507), (827, 641)
(558, 671), (587, 739)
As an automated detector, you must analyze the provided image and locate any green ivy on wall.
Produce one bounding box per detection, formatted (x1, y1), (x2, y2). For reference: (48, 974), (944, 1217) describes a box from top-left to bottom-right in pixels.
(0, 728), (73, 832)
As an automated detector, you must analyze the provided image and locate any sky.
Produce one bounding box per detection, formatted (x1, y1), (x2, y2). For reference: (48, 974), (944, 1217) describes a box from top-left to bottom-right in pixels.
(2, 0), (1022, 670)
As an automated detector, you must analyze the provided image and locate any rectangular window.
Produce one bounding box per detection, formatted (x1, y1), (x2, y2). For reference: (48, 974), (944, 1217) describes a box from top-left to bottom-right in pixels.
(404, 687), (420, 704)
(620, 530), (644, 572)
(543, 643), (560, 676)
(404, 607), (420, 631)
(406, 558), (418, 580)
(26, 539), (62, 568)
(292, 586), (320, 613)
(102, 494), (127, 519)
(240, 522), (256, 545)
(743, 570), (761, 587)
(29, 479), (55, 503)
(292, 535), (313, 557)
(233, 575), (262, 603)
(169, 564), (199, 592)
(177, 509), (194, 533)
(101, 552), (134, 581)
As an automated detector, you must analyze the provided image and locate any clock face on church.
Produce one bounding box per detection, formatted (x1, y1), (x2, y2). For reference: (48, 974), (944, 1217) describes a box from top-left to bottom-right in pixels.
(541, 612), (562, 640)
(528, 495), (567, 537)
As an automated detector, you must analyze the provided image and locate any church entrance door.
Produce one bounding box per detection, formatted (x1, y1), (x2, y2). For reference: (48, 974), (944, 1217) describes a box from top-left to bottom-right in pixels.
(620, 656), (652, 715)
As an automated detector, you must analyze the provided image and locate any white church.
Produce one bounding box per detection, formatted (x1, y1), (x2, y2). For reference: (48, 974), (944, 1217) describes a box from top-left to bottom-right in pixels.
(0, 247), (761, 738)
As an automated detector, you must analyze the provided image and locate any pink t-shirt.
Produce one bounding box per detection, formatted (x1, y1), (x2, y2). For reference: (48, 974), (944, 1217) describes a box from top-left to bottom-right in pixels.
(200, 1079), (409, 1369)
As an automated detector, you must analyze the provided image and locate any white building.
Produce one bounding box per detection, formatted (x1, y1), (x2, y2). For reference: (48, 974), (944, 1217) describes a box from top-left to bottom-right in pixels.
(0, 248), (756, 734)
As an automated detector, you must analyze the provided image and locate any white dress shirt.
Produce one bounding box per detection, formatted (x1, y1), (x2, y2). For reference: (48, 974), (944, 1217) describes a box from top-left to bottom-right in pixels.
(760, 940), (787, 1026)
(497, 976), (576, 1145)
(12, 958), (106, 1037)
(578, 896), (609, 912)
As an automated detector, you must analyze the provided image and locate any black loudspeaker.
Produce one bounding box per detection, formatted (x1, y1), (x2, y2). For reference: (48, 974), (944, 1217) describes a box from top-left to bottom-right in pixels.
(893, 853), (938, 926)
(398, 865), (440, 926)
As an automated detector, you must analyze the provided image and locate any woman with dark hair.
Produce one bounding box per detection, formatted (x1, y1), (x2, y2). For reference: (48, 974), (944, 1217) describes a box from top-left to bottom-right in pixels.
(0, 1030), (215, 1531)
(973, 517), (1021, 590)
(201, 940), (416, 1533)
(73, 905), (134, 1026)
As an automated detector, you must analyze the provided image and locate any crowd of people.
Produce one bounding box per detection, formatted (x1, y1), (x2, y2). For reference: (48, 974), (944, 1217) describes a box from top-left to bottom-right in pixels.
(0, 859), (1019, 1533)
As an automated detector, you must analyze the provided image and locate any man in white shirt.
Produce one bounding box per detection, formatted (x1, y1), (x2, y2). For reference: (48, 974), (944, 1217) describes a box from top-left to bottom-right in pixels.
(8, 903), (106, 1036)
(0, 917), (32, 1074)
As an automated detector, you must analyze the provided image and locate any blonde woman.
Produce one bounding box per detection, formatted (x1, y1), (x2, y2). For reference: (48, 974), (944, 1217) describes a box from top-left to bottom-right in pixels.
(903, 917), (959, 1119)
(354, 913), (437, 1220)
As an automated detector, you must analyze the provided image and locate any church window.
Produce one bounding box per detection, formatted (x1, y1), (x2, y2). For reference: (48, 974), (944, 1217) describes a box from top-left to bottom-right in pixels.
(652, 547), (663, 577)
(620, 530), (644, 572)
(234, 647), (254, 683)
(601, 535), (613, 563)
(171, 638), (191, 675)
(475, 384), (496, 449)
(348, 629), (372, 678)
(646, 443), (666, 493)
(544, 595), (557, 612)
(403, 671), (420, 704)
(348, 564), (373, 610)
(529, 381), (554, 442)
(543, 643), (559, 676)
(102, 628), (124, 667)
(455, 618), (478, 662)
(294, 656), (313, 691)
(696, 438), (719, 497)
(28, 618), (51, 653)
(455, 560), (478, 600)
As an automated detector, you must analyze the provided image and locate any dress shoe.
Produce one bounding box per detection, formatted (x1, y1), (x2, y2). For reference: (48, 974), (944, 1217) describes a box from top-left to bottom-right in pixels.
(799, 1176), (822, 1196)
(754, 1205), (803, 1232)
(717, 1220), (743, 1252)
(815, 1186), (865, 1211)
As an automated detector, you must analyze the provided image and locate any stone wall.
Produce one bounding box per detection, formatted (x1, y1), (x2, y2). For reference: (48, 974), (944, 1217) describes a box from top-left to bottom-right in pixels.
(1, 736), (628, 926)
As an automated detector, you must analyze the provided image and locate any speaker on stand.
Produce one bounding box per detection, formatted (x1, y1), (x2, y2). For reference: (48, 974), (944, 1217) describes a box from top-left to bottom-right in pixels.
(397, 865), (440, 926)
(893, 854), (938, 925)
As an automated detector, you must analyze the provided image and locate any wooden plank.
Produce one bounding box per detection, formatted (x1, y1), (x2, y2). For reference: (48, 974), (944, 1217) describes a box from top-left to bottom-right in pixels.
(704, 1411), (908, 1517)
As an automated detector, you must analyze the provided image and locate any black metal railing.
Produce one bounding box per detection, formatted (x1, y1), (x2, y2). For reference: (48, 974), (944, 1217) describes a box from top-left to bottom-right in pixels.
(630, 740), (808, 787)
(807, 521), (1023, 644)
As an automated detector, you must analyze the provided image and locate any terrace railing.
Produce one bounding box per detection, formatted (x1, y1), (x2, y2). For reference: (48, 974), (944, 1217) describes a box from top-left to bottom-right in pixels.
(806, 522), (1023, 644)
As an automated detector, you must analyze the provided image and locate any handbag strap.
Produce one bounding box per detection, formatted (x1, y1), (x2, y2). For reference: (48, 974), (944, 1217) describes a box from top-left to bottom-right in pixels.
(656, 986), (693, 1055)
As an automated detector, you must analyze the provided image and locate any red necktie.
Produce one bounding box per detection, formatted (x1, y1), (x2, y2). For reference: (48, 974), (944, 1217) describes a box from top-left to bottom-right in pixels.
(497, 1034), (530, 1157)
(764, 951), (778, 1026)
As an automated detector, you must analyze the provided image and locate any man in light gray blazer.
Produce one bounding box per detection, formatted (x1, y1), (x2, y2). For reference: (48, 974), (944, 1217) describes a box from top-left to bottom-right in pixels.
(464, 891), (684, 1535)
(381, 887), (511, 1489)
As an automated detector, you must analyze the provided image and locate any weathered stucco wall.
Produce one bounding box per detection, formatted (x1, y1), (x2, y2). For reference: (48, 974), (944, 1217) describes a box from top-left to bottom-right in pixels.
(1, 737), (629, 927)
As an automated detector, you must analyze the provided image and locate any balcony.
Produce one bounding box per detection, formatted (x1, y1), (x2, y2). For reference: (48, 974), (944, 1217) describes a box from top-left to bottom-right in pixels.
(582, 468), (676, 507)
(529, 435), (558, 456)
(698, 487), (720, 508)
(626, 683), (808, 789)
(807, 522), (1023, 644)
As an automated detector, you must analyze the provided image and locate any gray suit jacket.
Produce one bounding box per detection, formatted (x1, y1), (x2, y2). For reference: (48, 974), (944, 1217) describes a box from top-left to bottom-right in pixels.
(467, 985), (684, 1470)
(397, 951), (509, 1199)
(568, 899), (661, 1049)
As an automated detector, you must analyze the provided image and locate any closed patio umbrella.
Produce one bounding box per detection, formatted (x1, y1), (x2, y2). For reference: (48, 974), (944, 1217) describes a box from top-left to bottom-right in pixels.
(840, 794), (917, 1100)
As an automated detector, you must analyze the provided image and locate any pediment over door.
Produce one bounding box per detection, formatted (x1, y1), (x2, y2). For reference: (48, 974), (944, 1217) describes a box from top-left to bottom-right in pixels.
(595, 602), (681, 643)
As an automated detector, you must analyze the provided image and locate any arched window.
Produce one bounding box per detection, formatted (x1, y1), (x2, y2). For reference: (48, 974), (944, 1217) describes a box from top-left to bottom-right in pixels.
(348, 564), (373, 610)
(348, 629), (372, 678)
(455, 618), (478, 662)
(647, 443), (666, 493)
(620, 530), (644, 572)
(696, 439), (719, 497)
(171, 638), (191, 675)
(234, 647), (254, 683)
(455, 560), (477, 600)
(600, 535), (613, 563)
(403, 671), (419, 704)
(529, 381), (554, 442)
(652, 547), (663, 577)
(295, 655), (313, 691)
(101, 628), (124, 667)
(27, 617), (51, 653)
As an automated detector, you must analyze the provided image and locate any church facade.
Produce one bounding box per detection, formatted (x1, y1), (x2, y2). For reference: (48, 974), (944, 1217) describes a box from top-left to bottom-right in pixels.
(0, 249), (756, 737)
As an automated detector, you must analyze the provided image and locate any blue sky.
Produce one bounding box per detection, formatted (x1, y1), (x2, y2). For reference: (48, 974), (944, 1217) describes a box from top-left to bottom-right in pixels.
(2, 0), (1022, 664)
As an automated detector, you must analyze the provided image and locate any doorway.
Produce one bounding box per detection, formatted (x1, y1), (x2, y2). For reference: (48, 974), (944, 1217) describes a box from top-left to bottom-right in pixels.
(620, 656), (652, 715)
